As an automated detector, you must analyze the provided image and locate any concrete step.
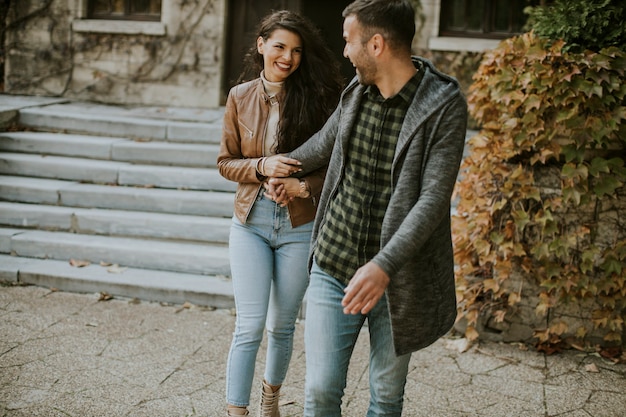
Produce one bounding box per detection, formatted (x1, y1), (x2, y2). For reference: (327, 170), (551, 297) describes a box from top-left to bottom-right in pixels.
(0, 228), (230, 276)
(18, 103), (223, 144)
(0, 97), (236, 307)
(0, 254), (234, 308)
(0, 176), (234, 217)
(0, 202), (231, 244)
(0, 131), (220, 167)
(0, 153), (236, 191)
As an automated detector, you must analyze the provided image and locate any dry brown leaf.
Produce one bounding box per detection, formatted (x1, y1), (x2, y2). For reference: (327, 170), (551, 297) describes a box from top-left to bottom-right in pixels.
(98, 292), (113, 301)
(584, 363), (600, 373)
(106, 264), (127, 274)
(69, 259), (91, 268)
(175, 301), (194, 313)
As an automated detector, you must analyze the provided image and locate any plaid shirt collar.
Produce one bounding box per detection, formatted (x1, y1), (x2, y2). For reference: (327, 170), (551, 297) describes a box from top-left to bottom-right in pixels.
(362, 62), (423, 107)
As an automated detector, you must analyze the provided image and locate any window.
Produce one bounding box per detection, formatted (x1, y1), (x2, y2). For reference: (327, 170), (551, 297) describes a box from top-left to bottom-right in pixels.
(440, 0), (541, 39)
(88, 0), (162, 21)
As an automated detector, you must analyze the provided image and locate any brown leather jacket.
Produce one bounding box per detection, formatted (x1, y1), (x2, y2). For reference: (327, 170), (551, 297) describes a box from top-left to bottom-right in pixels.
(217, 78), (324, 227)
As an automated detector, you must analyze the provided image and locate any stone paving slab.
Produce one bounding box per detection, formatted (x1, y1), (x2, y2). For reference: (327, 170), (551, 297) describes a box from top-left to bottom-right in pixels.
(0, 131), (125, 159)
(12, 100), (225, 123)
(0, 131), (219, 167)
(111, 141), (219, 167)
(0, 152), (124, 184)
(0, 176), (68, 205)
(0, 202), (231, 244)
(0, 255), (233, 308)
(59, 182), (234, 217)
(0, 153), (233, 191)
(117, 164), (235, 191)
(0, 228), (24, 253)
(6, 230), (230, 276)
(19, 106), (170, 140)
(0, 94), (68, 112)
(0, 176), (235, 217)
(17, 103), (223, 143)
(0, 285), (624, 417)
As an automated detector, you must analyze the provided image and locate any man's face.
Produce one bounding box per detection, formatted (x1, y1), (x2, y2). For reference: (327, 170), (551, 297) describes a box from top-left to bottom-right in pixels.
(342, 15), (376, 85)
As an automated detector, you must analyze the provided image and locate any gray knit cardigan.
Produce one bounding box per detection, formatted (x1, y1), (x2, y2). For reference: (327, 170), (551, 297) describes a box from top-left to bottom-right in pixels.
(290, 57), (468, 355)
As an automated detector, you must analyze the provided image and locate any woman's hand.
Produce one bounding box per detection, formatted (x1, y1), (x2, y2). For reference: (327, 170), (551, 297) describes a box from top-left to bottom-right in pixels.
(264, 177), (300, 206)
(261, 155), (302, 177)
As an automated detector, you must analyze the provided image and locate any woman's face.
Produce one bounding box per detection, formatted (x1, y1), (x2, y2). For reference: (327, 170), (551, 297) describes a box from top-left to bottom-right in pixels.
(257, 28), (303, 83)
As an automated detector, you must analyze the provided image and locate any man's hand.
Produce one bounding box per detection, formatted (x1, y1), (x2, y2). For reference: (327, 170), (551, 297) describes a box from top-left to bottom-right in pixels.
(262, 154), (302, 177)
(342, 262), (390, 315)
(264, 178), (300, 206)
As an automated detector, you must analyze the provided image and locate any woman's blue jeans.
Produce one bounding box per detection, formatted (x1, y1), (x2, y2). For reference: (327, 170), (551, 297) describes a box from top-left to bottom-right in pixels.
(226, 193), (312, 407)
(304, 260), (411, 416)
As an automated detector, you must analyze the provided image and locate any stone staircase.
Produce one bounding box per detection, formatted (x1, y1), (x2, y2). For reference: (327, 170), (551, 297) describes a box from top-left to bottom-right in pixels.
(0, 96), (236, 308)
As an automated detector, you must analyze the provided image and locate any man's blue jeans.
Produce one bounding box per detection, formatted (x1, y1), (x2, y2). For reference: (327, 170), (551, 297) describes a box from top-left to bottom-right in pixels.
(304, 260), (411, 416)
(226, 194), (312, 407)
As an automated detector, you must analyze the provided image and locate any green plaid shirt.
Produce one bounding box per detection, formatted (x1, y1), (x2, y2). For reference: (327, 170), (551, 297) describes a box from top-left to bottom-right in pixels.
(315, 70), (423, 284)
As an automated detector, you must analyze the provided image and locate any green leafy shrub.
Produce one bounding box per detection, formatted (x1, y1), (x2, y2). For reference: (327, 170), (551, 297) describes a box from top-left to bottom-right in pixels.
(453, 32), (626, 350)
(525, 0), (626, 53)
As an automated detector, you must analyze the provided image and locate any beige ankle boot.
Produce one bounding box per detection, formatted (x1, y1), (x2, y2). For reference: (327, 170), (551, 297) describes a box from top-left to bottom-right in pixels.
(227, 405), (249, 416)
(258, 380), (280, 417)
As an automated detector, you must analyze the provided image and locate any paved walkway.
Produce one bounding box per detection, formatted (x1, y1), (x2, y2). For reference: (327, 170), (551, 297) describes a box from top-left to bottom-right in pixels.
(1, 284), (625, 417)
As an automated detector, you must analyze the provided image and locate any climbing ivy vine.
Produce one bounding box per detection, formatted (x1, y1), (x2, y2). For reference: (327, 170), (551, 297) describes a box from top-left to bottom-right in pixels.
(453, 32), (626, 350)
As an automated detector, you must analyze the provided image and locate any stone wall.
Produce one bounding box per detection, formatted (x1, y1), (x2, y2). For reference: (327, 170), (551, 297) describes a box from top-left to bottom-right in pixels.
(4, 0), (485, 110)
(456, 165), (626, 347)
(5, 0), (225, 108)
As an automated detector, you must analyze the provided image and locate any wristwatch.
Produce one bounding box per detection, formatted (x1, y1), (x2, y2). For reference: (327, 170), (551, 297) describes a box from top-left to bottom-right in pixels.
(298, 180), (310, 198)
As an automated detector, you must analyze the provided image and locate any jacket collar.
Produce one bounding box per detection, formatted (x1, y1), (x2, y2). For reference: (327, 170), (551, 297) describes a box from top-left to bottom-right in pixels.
(338, 57), (462, 159)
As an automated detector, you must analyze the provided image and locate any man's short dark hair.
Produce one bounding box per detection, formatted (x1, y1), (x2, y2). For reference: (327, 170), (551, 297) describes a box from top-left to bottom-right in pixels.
(343, 0), (416, 53)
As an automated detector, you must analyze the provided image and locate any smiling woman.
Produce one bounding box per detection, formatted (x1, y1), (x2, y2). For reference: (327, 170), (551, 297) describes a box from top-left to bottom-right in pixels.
(88, 0), (162, 21)
(217, 10), (344, 416)
(256, 29), (303, 83)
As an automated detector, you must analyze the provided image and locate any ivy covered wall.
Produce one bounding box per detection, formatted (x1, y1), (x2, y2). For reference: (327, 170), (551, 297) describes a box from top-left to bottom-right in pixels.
(4, 0), (225, 108)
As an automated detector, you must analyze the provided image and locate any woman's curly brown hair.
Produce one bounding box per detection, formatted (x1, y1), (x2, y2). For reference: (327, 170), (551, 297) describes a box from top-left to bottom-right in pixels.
(238, 10), (345, 153)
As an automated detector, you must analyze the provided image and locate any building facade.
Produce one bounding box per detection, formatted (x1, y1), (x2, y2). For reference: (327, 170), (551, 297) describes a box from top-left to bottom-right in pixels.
(4, 0), (532, 109)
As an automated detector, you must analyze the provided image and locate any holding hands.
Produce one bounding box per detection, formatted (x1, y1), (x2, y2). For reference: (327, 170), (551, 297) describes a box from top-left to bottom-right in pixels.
(258, 154), (302, 177)
(264, 177), (302, 206)
(260, 154), (306, 206)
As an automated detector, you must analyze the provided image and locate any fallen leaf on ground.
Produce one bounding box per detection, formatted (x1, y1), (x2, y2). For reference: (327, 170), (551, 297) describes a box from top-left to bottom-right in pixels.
(98, 292), (113, 301)
(584, 363), (600, 373)
(69, 259), (90, 268)
(106, 264), (127, 274)
(175, 301), (193, 313)
(599, 346), (624, 363)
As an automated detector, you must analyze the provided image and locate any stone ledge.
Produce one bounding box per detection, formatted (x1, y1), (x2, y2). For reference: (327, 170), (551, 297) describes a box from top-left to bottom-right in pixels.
(72, 19), (166, 36)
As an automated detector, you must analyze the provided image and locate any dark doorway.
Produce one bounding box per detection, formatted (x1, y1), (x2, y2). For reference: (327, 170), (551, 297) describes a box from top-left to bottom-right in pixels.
(300, 1), (354, 85)
(222, 0), (353, 104)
